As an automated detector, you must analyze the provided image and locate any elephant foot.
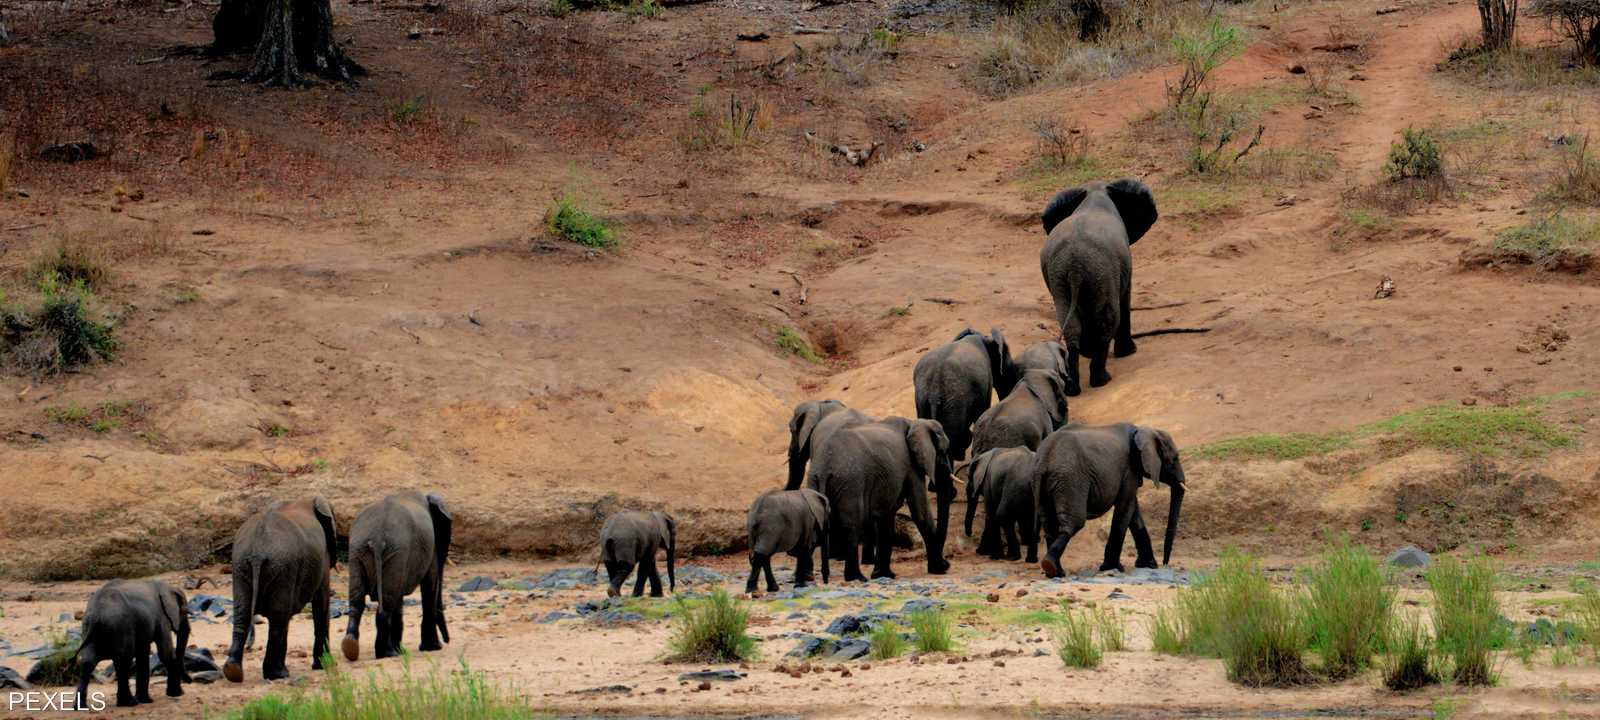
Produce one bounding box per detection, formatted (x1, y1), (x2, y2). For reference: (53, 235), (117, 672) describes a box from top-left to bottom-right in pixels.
(1040, 557), (1063, 578)
(137, 694), (154, 704)
(166, 685), (184, 698)
(1089, 369), (1112, 388)
(1114, 339), (1137, 358)
(1003, 550), (1022, 561)
(1026, 554), (1038, 564)
(606, 587), (620, 598)
(342, 635), (360, 662)
(1064, 380), (1082, 397)
(744, 583), (759, 594)
(766, 584), (780, 593)
(419, 639), (442, 652)
(844, 571), (868, 583)
(928, 558), (950, 575)
(1099, 561), (1126, 573)
(374, 646), (397, 660)
(264, 664), (290, 681)
(870, 569), (896, 580)
(222, 661), (243, 684)
(116, 696), (139, 708)
(1135, 558), (1158, 570)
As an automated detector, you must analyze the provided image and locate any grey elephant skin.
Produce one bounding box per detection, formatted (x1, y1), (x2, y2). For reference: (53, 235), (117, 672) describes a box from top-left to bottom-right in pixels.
(1015, 340), (1069, 379)
(74, 579), (191, 708)
(970, 368), (1069, 459)
(600, 511), (676, 597)
(786, 399), (871, 491)
(963, 446), (1040, 563)
(1039, 179), (1158, 395)
(913, 328), (1017, 462)
(1033, 423), (1186, 578)
(746, 488), (831, 593)
(223, 496), (337, 683)
(804, 416), (953, 581)
(341, 491), (453, 663)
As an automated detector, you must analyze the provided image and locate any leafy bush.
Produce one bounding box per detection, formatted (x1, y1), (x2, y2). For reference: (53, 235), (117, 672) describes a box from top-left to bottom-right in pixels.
(1167, 20), (1244, 110)
(1384, 127), (1443, 181)
(1428, 556), (1501, 686)
(544, 194), (616, 249)
(1301, 536), (1395, 678)
(1531, 0), (1600, 64)
(1, 278), (117, 375)
(868, 622), (904, 660)
(1053, 608), (1102, 668)
(667, 590), (756, 663)
(1381, 617), (1441, 691)
(23, 630), (79, 686)
(229, 655), (536, 720)
(908, 610), (954, 653)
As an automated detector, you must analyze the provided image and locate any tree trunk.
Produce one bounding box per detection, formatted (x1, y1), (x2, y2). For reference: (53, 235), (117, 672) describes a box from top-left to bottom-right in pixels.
(211, 0), (364, 86)
(1475, 0), (1518, 50)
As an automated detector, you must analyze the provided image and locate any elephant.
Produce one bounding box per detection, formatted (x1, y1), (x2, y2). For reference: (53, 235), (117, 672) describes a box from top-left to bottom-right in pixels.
(223, 496), (337, 683)
(1015, 340), (1070, 379)
(1033, 423), (1186, 578)
(913, 328), (1017, 462)
(970, 368), (1069, 459)
(804, 416), (953, 581)
(599, 510), (676, 598)
(1039, 179), (1159, 395)
(73, 579), (191, 708)
(341, 491), (453, 663)
(745, 488), (830, 593)
(785, 399), (872, 491)
(962, 446), (1039, 563)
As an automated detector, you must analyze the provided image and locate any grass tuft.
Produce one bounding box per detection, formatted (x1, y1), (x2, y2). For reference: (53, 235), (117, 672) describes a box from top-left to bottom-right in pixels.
(1381, 617), (1441, 691)
(908, 609), (954, 653)
(773, 325), (822, 363)
(229, 654), (536, 719)
(1494, 213), (1600, 263)
(868, 622), (904, 660)
(1, 278), (117, 375)
(1150, 551), (1310, 686)
(544, 193), (616, 249)
(1428, 556), (1501, 686)
(1301, 535), (1394, 678)
(667, 589), (756, 663)
(30, 236), (111, 290)
(24, 630), (79, 687)
(1053, 608), (1102, 669)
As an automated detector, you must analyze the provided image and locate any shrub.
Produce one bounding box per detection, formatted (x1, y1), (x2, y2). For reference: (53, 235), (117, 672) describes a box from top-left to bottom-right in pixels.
(1381, 617), (1441, 691)
(23, 630), (79, 686)
(1384, 127), (1443, 182)
(1428, 556), (1501, 686)
(29, 237), (111, 290)
(1301, 536), (1395, 678)
(229, 655), (536, 719)
(1545, 133), (1600, 204)
(1054, 608), (1102, 668)
(973, 0), (1205, 96)
(1032, 117), (1091, 167)
(1167, 20), (1243, 110)
(773, 326), (821, 363)
(1219, 573), (1311, 687)
(0, 279), (117, 375)
(1531, 0), (1600, 64)
(868, 622), (904, 660)
(1476, 0), (1520, 50)
(543, 194), (616, 249)
(908, 610), (954, 653)
(668, 590), (756, 663)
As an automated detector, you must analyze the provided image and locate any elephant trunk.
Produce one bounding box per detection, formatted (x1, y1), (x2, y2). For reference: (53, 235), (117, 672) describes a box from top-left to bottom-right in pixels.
(1162, 482), (1185, 566)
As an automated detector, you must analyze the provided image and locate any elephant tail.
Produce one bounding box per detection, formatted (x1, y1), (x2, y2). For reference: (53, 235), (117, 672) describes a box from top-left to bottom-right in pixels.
(1058, 268), (1083, 350)
(371, 542), (385, 608)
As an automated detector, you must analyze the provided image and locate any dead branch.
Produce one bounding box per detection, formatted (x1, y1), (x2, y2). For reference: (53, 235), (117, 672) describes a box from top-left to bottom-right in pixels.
(1129, 327), (1213, 338)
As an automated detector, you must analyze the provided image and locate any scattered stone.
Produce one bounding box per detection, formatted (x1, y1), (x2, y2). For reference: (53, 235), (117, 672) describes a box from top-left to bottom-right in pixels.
(458, 576), (498, 592)
(840, 668), (852, 678)
(1015, 589), (1028, 598)
(1376, 5), (1401, 13)
(695, 681), (712, 691)
(529, 568), (599, 590)
(680, 669), (745, 682)
(1107, 590), (1133, 600)
(0, 667), (30, 690)
(152, 647), (221, 678)
(1275, 193), (1300, 207)
(1350, 73), (1368, 80)
(1461, 397), (1478, 406)
(676, 566), (725, 586)
(786, 636), (829, 658)
(993, 659), (1006, 667)
(537, 611), (579, 624)
(189, 670), (224, 684)
(1386, 545), (1430, 568)
(1524, 618), (1582, 646)
(829, 638), (870, 661)
(736, 31), (770, 41)
(187, 594), (230, 620)
(900, 599), (945, 615)
(825, 615), (867, 635)
(39, 142), (99, 163)
(986, 593), (1000, 603)
(1374, 275), (1395, 299)
(573, 684), (633, 694)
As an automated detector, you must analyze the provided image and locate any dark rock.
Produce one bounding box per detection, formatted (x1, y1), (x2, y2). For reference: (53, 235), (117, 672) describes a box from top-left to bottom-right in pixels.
(826, 614), (866, 635)
(596, 610), (645, 624)
(328, 598), (350, 620)
(39, 142), (99, 163)
(1524, 618), (1581, 646)
(679, 669), (745, 682)
(1107, 590), (1133, 600)
(575, 598), (622, 616)
(529, 568), (600, 590)
(458, 576), (498, 592)
(153, 647), (220, 677)
(828, 638), (871, 661)
(1387, 545), (1430, 568)
(574, 684), (633, 694)
(736, 31), (770, 41)
(0, 667), (30, 689)
(189, 670), (223, 684)
(676, 566), (724, 586)
(1288, 63), (1307, 74)
(187, 594), (230, 620)
(538, 611), (579, 624)
(900, 599), (944, 615)
(786, 636), (829, 658)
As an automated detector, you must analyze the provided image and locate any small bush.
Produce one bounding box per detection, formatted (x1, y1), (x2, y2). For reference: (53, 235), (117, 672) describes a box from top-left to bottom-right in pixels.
(668, 590), (756, 663)
(1302, 536), (1395, 678)
(1, 279), (117, 375)
(773, 325), (822, 363)
(388, 96), (425, 126)
(1054, 609), (1103, 668)
(1428, 556), (1501, 686)
(1150, 606), (1185, 654)
(908, 610), (954, 653)
(1531, 0), (1600, 64)
(1381, 617), (1441, 691)
(1219, 569), (1311, 687)
(1384, 127), (1443, 182)
(1547, 134), (1600, 204)
(1032, 117), (1091, 168)
(23, 630), (79, 686)
(623, 0), (661, 18)
(1167, 20), (1244, 110)
(869, 622), (904, 660)
(543, 195), (616, 249)
(29, 237), (111, 290)
(229, 654), (536, 719)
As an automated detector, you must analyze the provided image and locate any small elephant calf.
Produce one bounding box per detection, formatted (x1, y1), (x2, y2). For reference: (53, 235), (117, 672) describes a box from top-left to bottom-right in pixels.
(962, 447), (1039, 563)
(599, 510), (676, 598)
(74, 579), (191, 709)
(745, 488), (830, 593)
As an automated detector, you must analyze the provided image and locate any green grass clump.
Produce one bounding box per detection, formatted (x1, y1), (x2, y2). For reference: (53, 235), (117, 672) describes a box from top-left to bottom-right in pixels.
(1381, 617), (1441, 691)
(1092, 606), (1126, 652)
(23, 630), (80, 686)
(1301, 536), (1395, 678)
(908, 610), (954, 653)
(1337, 208), (1396, 238)
(1191, 432), (1353, 461)
(0, 278), (117, 375)
(1053, 608), (1103, 669)
(230, 655), (537, 719)
(543, 195), (616, 249)
(1150, 551), (1310, 686)
(29, 238), (111, 290)
(667, 589), (756, 663)
(1494, 214), (1600, 261)
(1150, 605), (1185, 654)
(773, 326), (821, 363)
(868, 622), (903, 660)
(1384, 126), (1443, 181)
(1428, 556), (1501, 686)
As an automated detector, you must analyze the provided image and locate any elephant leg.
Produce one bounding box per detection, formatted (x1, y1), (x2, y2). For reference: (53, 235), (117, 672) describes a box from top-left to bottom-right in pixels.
(343, 593), (366, 662)
(1129, 504), (1158, 569)
(155, 626), (183, 698)
(1040, 514), (1084, 579)
(1064, 345), (1082, 397)
(762, 557), (779, 592)
(387, 603), (405, 656)
(1100, 497), (1137, 573)
(311, 586), (330, 670)
(113, 655), (136, 707)
(646, 556), (664, 598)
(795, 550), (814, 589)
(1002, 521), (1022, 561)
(1022, 514), (1039, 565)
(842, 526), (866, 583)
(859, 523), (876, 564)
(870, 515), (896, 580)
(420, 574), (443, 652)
(135, 644), (154, 703)
(1087, 339), (1112, 388)
(605, 561), (626, 598)
(745, 553), (764, 594)
(1114, 282), (1137, 358)
(263, 617), (291, 681)
(631, 560), (648, 597)
(373, 603), (394, 660)
(74, 647), (97, 710)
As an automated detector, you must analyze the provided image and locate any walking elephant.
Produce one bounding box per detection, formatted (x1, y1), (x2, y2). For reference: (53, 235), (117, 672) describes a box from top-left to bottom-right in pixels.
(913, 328), (1017, 463)
(223, 497), (337, 683)
(805, 416), (953, 581)
(785, 399), (872, 491)
(746, 488), (830, 593)
(970, 368), (1069, 459)
(341, 491), (453, 662)
(962, 446), (1039, 563)
(74, 579), (191, 708)
(599, 511), (676, 598)
(1039, 179), (1158, 395)
(1033, 423), (1186, 578)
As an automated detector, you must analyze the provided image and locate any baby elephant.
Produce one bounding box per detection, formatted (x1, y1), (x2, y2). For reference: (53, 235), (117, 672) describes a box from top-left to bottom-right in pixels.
(342, 491), (453, 663)
(746, 489), (831, 594)
(962, 447), (1039, 563)
(599, 510), (676, 598)
(74, 579), (191, 708)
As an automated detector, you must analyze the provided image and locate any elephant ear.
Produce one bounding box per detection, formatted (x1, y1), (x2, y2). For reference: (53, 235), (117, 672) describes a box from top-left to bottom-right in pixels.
(906, 420), (942, 482)
(1040, 371), (1069, 427)
(1051, 342), (1071, 378)
(426, 494), (453, 573)
(986, 327), (1017, 397)
(1106, 178), (1159, 244)
(1041, 186), (1089, 235)
(160, 585), (186, 634)
(802, 490), (830, 533)
(1132, 426), (1162, 485)
(952, 327), (982, 343)
(311, 496), (338, 568)
(968, 450), (995, 500)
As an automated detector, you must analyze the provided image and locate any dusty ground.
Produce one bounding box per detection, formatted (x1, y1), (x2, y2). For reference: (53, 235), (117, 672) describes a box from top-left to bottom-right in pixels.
(2, 0), (1600, 713)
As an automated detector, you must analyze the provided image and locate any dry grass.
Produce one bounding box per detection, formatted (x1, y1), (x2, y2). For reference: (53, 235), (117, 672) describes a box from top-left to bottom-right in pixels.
(973, 0), (1209, 96)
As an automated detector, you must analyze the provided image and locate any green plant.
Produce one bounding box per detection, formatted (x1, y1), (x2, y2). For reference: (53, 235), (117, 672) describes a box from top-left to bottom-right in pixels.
(883, 304), (912, 318)
(1381, 616), (1441, 690)
(1053, 608), (1102, 669)
(1495, 213), (1600, 261)
(1384, 127), (1443, 181)
(389, 96), (425, 126)
(1092, 606), (1126, 652)
(1219, 567), (1311, 687)
(624, 0), (661, 18)
(543, 195), (616, 249)
(773, 326), (821, 363)
(1301, 535), (1395, 678)
(89, 418), (117, 433)
(1166, 20), (1243, 110)
(1432, 697), (1461, 720)
(869, 622), (904, 660)
(667, 589), (756, 662)
(1150, 606), (1184, 654)
(29, 237), (111, 290)
(25, 630), (79, 686)
(229, 654), (537, 719)
(46, 404), (89, 424)
(909, 610), (954, 653)
(1428, 556), (1501, 686)
(0, 278), (117, 375)
(544, 0), (571, 14)
(263, 422), (290, 438)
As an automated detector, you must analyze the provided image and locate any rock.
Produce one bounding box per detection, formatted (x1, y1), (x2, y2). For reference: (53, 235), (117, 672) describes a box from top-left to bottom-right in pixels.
(1374, 276), (1395, 299)
(187, 594), (230, 620)
(458, 576), (498, 592)
(736, 31), (770, 41)
(899, 599), (945, 615)
(329, 598), (350, 620)
(575, 598), (622, 616)
(0, 667), (30, 689)
(695, 681), (711, 691)
(529, 568), (600, 590)
(986, 593), (1000, 603)
(39, 142), (99, 163)
(1288, 63), (1307, 74)
(1015, 589), (1028, 598)
(1524, 618), (1582, 646)
(676, 566), (725, 586)
(189, 670), (223, 684)
(825, 615), (866, 635)
(596, 610), (644, 624)
(786, 636), (829, 659)
(1386, 545), (1430, 568)
(574, 684), (633, 694)
(1107, 590), (1133, 600)
(679, 669), (745, 682)
(153, 647), (220, 677)
(538, 611), (579, 624)
(828, 638), (871, 661)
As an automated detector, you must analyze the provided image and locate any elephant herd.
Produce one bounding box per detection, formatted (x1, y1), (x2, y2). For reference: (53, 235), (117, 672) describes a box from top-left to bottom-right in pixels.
(67, 491), (452, 708)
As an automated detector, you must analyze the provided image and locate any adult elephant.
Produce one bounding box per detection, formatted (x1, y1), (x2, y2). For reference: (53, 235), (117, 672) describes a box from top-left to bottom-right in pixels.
(962, 446), (1039, 563)
(1033, 423), (1185, 578)
(913, 328), (1017, 463)
(785, 399), (872, 491)
(1015, 340), (1069, 379)
(1039, 179), (1158, 395)
(223, 497), (337, 683)
(341, 491), (452, 662)
(969, 368), (1069, 459)
(805, 416), (953, 581)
